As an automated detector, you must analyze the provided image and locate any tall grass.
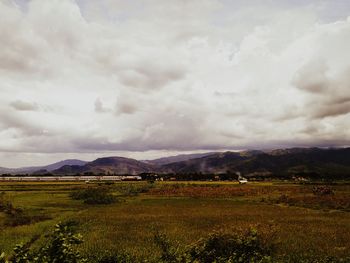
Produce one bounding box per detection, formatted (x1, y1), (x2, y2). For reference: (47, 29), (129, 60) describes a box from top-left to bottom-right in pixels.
(0, 181), (349, 260)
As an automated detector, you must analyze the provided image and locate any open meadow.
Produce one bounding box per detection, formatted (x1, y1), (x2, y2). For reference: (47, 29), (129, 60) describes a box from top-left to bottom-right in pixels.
(0, 181), (350, 262)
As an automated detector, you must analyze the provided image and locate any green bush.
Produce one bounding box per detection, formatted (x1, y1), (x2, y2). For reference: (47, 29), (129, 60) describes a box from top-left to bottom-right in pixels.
(70, 187), (116, 204)
(4, 208), (33, 227)
(1, 224), (349, 263)
(188, 228), (272, 263)
(0, 192), (13, 212)
(115, 183), (154, 197)
(89, 250), (135, 263)
(153, 231), (184, 263)
(1, 221), (86, 263)
(312, 186), (334, 196)
(1, 192), (50, 227)
(153, 228), (273, 263)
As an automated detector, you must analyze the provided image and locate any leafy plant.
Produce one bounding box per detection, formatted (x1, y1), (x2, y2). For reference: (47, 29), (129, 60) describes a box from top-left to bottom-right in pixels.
(2, 221), (86, 263)
(153, 228), (273, 263)
(188, 228), (272, 263)
(1, 192), (50, 227)
(90, 250), (135, 263)
(312, 186), (334, 196)
(0, 192), (13, 212)
(70, 187), (116, 204)
(153, 231), (185, 263)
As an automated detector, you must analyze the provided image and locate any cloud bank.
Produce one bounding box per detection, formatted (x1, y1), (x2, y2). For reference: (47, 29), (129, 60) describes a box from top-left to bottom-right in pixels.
(0, 0), (349, 166)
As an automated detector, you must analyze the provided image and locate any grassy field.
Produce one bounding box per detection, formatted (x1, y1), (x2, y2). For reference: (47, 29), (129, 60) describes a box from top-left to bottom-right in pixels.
(0, 181), (350, 261)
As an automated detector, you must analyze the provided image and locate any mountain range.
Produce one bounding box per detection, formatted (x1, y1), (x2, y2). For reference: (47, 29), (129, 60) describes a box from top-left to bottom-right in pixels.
(1, 148), (350, 179)
(0, 159), (87, 175)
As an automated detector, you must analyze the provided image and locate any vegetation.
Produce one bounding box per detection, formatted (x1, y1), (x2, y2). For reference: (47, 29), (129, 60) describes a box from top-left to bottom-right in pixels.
(153, 228), (273, 263)
(312, 186), (334, 196)
(0, 192), (50, 226)
(0, 181), (349, 262)
(0, 221), (85, 263)
(70, 187), (117, 205)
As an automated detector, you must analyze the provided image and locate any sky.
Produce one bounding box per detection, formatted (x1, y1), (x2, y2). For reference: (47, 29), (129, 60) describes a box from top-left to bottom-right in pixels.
(0, 0), (350, 167)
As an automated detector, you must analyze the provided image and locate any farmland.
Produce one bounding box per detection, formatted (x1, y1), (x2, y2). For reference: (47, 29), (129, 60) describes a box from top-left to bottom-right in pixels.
(0, 181), (350, 262)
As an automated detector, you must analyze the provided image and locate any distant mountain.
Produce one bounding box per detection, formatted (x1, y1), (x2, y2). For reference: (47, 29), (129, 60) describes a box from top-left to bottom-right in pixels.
(0, 159), (87, 175)
(43, 159), (87, 172)
(164, 148), (350, 179)
(267, 147), (321, 156)
(0, 167), (14, 174)
(164, 151), (246, 174)
(145, 152), (218, 166)
(53, 156), (163, 175)
(2, 148), (350, 179)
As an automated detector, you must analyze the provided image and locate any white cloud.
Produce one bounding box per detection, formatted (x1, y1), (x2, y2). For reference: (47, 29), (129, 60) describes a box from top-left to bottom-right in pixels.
(0, 0), (349, 166)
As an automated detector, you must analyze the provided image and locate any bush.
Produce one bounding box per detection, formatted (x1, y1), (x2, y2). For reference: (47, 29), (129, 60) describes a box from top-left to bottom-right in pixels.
(2, 221), (86, 263)
(115, 183), (154, 197)
(188, 228), (272, 263)
(1, 192), (50, 227)
(153, 231), (183, 263)
(312, 186), (334, 196)
(0, 192), (13, 212)
(90, 250), (135, 263)
(4, 208), (33, 227)
(153, 228), (273, 263)
(70, 187), (116, 204)
(276, 194), (289, 204)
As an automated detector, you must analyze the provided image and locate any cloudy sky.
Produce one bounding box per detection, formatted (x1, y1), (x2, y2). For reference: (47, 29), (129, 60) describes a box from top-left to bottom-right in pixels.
(0, 0), (350, 167)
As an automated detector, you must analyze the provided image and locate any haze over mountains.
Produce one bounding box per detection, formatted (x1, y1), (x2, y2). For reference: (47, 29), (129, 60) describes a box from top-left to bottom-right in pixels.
(1, 148), (350, 179)
(0, 159), (87, 175)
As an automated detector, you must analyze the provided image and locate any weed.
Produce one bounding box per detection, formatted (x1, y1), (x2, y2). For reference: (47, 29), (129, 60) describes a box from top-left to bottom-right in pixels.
(70, 187), (116, 204)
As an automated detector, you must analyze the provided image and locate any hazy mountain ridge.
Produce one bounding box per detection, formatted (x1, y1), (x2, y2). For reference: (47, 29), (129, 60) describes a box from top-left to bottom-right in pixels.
(144, 152), (218, 165)
(54, 157), (165, 175)
(1, 148), (350, 179)
(165, 148), (350, 179)
(0, 159), (87, 175)
(50, 147), (350, 179)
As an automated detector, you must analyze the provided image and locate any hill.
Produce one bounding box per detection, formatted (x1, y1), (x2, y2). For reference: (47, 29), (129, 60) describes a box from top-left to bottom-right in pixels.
(164, 148), (350, 179)
(2, 148), (350, 179)
(145, 152), (217, 165)
(0, 159), (87, 175)
(53, 156), (163, 175)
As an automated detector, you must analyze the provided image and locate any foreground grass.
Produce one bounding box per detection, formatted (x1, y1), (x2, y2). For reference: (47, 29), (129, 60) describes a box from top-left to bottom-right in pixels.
(0, 181), (349, 261)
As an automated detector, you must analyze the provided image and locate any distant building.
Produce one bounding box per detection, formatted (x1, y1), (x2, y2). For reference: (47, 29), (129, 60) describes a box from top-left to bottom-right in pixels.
(237, 172), (248, 184)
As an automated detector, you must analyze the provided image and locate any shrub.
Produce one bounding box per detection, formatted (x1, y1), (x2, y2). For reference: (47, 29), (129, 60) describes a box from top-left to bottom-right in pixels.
(153, 228), (273, 263)
(153, 231), (184, 263)
(1, 192), (50, 227)
(0, 253), (6, 263)
(90, 250), (135, 263)
(0, 192), (13, 212)
(70, 187), (116, 204)
(116, 183), (154, 196)
(188, 228), (272, 263)
(2, 221), (86, 263)
(4, 208), (33, 227)
(312, 186), (334, 196)
(276, 194), (289, 204)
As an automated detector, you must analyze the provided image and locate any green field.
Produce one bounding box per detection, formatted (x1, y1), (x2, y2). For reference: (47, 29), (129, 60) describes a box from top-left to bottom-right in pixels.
(0, 181), (350, 262)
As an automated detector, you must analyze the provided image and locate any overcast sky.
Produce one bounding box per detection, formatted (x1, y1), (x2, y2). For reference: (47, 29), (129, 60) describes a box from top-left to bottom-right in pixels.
(0, 0), (350, 167)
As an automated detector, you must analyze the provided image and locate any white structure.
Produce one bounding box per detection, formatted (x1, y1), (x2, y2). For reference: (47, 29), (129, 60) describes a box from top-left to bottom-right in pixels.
(236, 172), (248, 184)
(0, 175), (142, 182)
